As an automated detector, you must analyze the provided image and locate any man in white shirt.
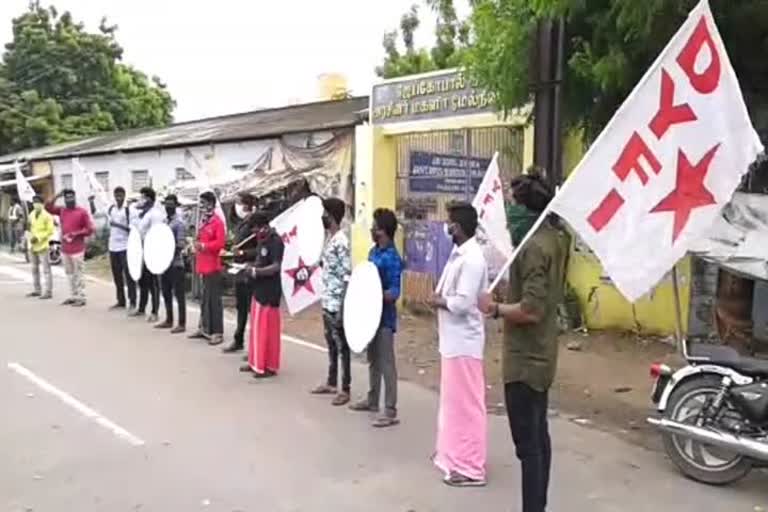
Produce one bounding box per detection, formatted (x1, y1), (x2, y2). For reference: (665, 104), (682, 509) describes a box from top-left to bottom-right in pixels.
(128, 186), (165, 322)
(428, 202), (489, 488)
(8, 197), (25, 254)
(103, 187), (136, 310)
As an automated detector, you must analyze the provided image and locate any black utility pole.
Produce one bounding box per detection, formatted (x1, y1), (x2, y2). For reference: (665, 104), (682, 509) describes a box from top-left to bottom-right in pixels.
(532, 18), (566, 188)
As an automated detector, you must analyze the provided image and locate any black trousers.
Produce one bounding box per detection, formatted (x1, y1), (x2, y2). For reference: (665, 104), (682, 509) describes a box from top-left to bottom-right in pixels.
(505, 382), (552, 512)
(323, 309), (351, 393)
(233, 280), (252, 346)
(109, 251), (136, 307)
(138, 264), (160, 315)
(200, 272), (224, 336)
(161, 266), (186, 327)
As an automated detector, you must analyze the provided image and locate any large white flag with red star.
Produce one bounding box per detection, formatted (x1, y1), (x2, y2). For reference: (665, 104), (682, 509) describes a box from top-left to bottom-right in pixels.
(550, 0), (764, 302)
(270, 198), (323, 315)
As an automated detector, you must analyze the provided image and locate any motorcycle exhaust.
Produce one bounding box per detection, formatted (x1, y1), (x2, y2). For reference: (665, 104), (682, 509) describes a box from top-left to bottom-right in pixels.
(648, 417), (768, 462)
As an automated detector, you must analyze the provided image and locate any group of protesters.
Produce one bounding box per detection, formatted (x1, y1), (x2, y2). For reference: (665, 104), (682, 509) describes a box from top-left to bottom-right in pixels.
(17, 170), (566, 512)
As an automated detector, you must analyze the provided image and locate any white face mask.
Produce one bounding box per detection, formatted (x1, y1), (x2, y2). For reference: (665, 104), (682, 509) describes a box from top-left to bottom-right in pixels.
(235, 204), (249, 219)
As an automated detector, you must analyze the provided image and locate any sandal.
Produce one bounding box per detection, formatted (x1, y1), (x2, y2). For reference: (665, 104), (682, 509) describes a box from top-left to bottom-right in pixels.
(310, 384), (337, 395)
(332, 393), (350, 406)
(372, 416), (400, 428)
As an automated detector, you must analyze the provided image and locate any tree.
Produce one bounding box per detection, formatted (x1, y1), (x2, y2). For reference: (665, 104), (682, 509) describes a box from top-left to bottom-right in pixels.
(375, 1), (472, 79)
(464, 0), (768, 141)
(0, 2), (175, 155)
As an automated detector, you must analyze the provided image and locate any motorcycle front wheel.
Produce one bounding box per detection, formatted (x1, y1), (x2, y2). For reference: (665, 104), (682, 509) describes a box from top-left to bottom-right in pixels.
(663, 374), (752, 485)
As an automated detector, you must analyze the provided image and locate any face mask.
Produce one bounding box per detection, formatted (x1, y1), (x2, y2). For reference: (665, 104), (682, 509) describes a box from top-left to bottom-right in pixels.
(235, 204), (249, 219)
(322, 215), (331, 230)
(165, 206), (177, 217)
(507, 204), (538, 245)
(33, 203), (42, 213)
(64, 199), (76, 209)
(136, 198), (147, 208)
(200, 203), (214, 214)
(370, 228), (380, 243)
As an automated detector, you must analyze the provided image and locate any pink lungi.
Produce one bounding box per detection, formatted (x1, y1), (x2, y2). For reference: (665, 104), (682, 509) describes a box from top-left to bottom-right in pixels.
(248, 300), (282, 374)
(434, 356), (487, 481)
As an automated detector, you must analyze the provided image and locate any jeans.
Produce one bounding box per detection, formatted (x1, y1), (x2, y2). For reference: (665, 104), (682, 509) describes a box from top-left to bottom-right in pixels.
(109, 250), (136, 307)
(161, 266), (187, 327)
(30, 250), (52, 295)
(200, 272), (224, 336)
(138, 264), (160, 315)
(504, 382), (551, 512)
(62, 252), (85, 301)
(323, 309), (351, 393)
(366, 327), (397, 417)
(234, 279), (252, 346)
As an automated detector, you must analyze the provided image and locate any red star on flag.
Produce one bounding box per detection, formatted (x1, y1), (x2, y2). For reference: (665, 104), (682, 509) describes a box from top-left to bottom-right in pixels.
(651, 144), (720, 243)
(284, 257), (317, 296)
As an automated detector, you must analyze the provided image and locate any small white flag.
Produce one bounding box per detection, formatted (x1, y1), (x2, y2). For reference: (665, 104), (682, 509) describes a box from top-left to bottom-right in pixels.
(184, 149), (228, 235)
(14, 163), (36, 203)
(73, 157), (109, 211)
(472, 153), (514, 279)
(549, 0), (764, 302)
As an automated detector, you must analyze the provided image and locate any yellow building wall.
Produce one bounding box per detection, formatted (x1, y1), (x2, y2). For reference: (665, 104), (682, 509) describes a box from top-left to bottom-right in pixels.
(562, 130), (690, 335)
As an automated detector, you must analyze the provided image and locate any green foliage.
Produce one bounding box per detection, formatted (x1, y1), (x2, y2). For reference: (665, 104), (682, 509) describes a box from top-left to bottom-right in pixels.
(465, 0), (768, 140)
(0, 2), (175, 155)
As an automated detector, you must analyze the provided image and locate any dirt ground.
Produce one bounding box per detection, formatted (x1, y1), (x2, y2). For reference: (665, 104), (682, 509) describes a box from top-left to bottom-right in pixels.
(85, 255), (680, 451)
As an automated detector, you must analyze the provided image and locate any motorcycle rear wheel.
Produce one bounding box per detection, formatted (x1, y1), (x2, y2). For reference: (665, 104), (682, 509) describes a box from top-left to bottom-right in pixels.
(663, 374), (752, 485)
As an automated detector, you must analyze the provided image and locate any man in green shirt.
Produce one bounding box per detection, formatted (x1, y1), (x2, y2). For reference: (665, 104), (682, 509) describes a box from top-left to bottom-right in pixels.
(479, 172), (568, 512)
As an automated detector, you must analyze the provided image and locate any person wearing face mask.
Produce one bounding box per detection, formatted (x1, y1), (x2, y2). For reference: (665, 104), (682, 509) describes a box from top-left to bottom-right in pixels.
(155, 194), (187, 334)
(478, 171), (568, 512)
(27, 195), (55, 300)
(189, 191), (226, 345)
(310, 197), (352, 405)
(222, 193), (257, 353)
(46, 189), (93, 307)
(129, 187), (165, 322)
(242, 210), (284, 379)
(427, 202), (488, 487)
(349, 208), (403, 428)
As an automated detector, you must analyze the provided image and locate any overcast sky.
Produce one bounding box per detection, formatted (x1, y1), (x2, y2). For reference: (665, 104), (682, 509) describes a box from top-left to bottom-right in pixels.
(1, 0), (470, 122)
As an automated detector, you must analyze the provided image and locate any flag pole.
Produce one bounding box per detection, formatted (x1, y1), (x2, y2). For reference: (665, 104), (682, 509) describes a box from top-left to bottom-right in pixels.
(670, 264), (689, 359)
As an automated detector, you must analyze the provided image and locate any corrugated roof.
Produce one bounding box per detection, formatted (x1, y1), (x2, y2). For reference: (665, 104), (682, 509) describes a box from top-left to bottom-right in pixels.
(0, 96), (369, 164)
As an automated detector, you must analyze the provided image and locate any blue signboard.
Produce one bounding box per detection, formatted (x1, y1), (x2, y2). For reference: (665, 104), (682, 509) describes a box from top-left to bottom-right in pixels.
(409, 151), (491, 196)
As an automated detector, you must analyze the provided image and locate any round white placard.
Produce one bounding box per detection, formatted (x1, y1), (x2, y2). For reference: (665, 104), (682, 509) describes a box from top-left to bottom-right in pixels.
(127, 227), (144, 282)
(343, 261), (383, 353)
(144, 223), (176, 275)
(296, 195), (326, 266)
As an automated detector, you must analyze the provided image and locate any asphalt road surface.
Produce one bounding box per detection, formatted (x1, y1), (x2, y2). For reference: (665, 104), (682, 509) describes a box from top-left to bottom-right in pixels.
(0, 252), (765, 512)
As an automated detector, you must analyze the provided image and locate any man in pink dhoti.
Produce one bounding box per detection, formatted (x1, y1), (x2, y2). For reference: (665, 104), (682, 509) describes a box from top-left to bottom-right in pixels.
(429, 202), (489, 487)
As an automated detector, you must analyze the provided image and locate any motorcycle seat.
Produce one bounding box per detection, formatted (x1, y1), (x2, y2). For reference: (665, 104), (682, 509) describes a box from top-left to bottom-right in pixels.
(689, 344), (768, 377)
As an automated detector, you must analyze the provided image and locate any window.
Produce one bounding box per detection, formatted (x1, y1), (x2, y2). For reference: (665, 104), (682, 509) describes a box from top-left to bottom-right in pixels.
(95, 171), (109, 192)
(232, 164), (249, 172)
(60, 173), (73, 190)
(175, 167), (195, 181)
(131, 170), (149, 192)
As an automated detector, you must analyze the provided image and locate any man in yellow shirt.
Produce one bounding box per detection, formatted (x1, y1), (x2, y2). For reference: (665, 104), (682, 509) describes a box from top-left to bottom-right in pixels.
(27, 195), (55, 299)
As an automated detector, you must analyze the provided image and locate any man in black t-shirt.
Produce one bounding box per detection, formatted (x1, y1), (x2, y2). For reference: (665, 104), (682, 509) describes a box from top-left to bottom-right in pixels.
(242, 211), (285, 378)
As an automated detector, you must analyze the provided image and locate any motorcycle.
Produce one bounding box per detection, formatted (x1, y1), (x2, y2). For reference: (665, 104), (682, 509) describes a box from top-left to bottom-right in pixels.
(648, 338), (768, 485)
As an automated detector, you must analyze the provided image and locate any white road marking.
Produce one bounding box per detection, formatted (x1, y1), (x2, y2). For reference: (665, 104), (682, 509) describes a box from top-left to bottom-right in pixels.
(0, 252), (329, 354)
(7, 362), (146, 447)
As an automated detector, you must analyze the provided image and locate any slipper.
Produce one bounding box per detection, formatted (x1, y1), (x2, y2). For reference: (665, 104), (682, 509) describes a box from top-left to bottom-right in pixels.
(372, 416), (400, 428)
(332, 393), (350, 406)
(310, 384), (337, 395)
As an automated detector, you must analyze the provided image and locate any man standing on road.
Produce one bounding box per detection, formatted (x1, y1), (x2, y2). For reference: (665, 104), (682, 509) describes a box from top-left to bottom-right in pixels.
(8, 197), (25, 254)
(103, 187), (136, 310)
(189, 191), (226, 345)
(156, 194), (187, 334)
(429, 202), (488, 487)
(478, 173), (568, 512)
(350, 208), (403, 428)
(222, 192), (257, 353)
(46, 189), (93, 307)
(310, 197), (352, 405)
(27, 195), (55, 300)
(129, 187), (164, 322)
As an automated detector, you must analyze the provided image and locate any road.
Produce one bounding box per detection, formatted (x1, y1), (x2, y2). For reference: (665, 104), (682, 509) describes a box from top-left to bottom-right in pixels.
(0, 252), (765, 512)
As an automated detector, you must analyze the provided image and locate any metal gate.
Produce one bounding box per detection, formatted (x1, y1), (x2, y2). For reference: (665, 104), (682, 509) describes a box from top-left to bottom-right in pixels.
(393, 126), (524, 305)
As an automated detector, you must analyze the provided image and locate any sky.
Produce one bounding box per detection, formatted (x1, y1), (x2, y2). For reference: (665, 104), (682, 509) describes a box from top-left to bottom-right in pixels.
(0, 0), (468, 122)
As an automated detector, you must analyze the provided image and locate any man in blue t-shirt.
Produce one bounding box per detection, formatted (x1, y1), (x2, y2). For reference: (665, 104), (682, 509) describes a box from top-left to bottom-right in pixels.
(350, 207), (403, 428)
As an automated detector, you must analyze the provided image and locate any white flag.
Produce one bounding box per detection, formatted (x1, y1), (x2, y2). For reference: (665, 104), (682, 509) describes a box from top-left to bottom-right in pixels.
(472, 153), (514, 279)
(73, 157), (109, 211)
(184, 149), (228, 235)
(550, 0), (764, 302)
(14, 163), (35, 203)
(270, 198), (323, 315)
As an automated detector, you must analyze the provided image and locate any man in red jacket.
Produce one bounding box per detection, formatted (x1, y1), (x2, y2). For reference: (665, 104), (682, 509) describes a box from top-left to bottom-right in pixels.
(189, 191), (226, 345)
(46, 189), (93, 307)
